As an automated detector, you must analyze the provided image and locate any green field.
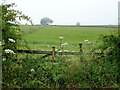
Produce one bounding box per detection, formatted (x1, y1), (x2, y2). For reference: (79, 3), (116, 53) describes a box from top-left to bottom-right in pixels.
(20, 25), (117, 51)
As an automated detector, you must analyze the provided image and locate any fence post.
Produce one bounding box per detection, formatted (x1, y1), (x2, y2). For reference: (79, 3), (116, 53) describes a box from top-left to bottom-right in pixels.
(79, 43), (83, 54)
(52, 47), (55, 62)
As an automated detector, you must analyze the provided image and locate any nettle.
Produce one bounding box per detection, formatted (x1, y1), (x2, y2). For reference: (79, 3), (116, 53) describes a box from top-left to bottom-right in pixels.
(1, 3), (32, 60)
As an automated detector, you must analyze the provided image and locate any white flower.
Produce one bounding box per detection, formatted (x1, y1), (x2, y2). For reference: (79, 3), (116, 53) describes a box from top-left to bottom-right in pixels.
(64, 43), (68, 45)
(55, 49), (58, 51)
(8, 38), (15, 43)
(64, 50), (68, 52)
(61, 44), (65, 47)
(61, 43), (68, 47)
(2, 58), (6, 61)
(88, 42), (91, 44)
(84, 40), (89, 42)
(16, 30), (19, 33)
(31, 69), (35, 72)
(5, 49), (16, 54)
(72, 51), (75, 52)
(59, 36), (64, 39)
(58, 50), (62, 52)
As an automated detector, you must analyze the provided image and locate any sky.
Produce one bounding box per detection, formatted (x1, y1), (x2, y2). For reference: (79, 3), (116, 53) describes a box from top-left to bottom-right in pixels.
(1, 0), (120, 25)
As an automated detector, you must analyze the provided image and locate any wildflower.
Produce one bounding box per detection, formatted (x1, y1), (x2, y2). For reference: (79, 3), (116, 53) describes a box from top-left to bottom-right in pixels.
(16, 30), (19, 33)
(64, 43), (68, 45)
(8, 38), (15, 43)
(2, 58), (6, 61)
(61, 44), (64, 47)
(88, 42), (91, 44)
(5, 49), (16, 54)
(61, 43), (68, 47)
(58, 50), (62, 52)
(64, 50), (68, 52)
(55, 49), (58, 51)
(59, 36), (64, 39)
(84, 40), (89, 42)
(31, 69), (35, 72)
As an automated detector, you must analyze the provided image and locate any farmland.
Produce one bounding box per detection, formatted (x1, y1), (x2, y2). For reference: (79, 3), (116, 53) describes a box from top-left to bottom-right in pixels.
(20, 25), (117, 51)
(2, 3), (120, 88)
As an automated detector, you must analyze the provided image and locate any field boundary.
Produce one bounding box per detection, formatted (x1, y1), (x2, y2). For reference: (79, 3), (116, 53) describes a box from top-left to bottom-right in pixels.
(50, 25), (118, 28)
(17, 43), (105, 62)
(17, 50), (104, 55)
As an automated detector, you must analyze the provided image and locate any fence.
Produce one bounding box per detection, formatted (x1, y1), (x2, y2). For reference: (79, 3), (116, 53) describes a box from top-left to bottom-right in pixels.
(17, 43), (104, 62)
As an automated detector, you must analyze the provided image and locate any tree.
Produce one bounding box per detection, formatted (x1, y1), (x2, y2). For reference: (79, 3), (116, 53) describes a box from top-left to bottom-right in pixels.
(40, 17), (53, 25)
(76, 22), (80, 26)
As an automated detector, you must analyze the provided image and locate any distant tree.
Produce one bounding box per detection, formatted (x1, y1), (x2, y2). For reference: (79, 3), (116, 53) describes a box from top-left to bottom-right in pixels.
(76, 22), (80, 26)
(40, 17), (53, 25)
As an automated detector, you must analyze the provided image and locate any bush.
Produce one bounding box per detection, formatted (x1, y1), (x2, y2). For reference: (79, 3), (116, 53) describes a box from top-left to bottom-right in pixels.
(1, 3), (32, 88)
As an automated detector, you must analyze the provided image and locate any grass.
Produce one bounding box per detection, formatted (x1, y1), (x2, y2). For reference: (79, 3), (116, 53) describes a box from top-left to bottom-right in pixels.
(22, 25), (116, 42)
(20, 25), (117, 51)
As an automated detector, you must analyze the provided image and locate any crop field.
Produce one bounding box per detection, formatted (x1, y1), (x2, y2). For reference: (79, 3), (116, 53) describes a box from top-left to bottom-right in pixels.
(20, 25), (117, 52)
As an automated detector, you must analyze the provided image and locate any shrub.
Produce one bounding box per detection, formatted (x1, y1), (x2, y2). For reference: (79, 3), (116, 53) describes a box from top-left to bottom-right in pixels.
(1, 3), (32, 87)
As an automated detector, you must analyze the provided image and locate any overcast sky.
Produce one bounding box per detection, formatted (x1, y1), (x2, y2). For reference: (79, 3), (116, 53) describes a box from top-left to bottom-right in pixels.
(1, 0), (120, 25)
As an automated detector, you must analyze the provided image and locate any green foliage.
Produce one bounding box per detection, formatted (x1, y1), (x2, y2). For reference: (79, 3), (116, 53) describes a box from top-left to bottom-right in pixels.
(100, 34), (120, 61)
(1, 3), (32, 87)
(98, 34), (120, 84)
(1, 3), (32, 59)
(2, 54), (68, 88)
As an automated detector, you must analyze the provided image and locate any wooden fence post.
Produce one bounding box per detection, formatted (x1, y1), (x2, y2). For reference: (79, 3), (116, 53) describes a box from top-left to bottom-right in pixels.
(79, 43), (83, 54)
(52, 47), (55, 62)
